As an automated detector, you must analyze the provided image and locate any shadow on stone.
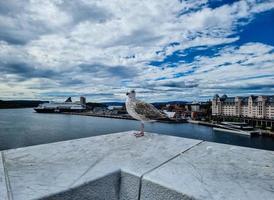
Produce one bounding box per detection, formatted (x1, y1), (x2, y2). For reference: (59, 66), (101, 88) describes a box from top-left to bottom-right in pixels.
(41, 171), (121, 200)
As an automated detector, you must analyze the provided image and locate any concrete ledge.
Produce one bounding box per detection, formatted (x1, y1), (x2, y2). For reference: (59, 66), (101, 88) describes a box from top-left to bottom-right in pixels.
(141, 142), (274, 200)
(2, 131), (200, 200)
(0, 152), (9, 200)
(141, 179), (195, 200)
(1, 131), (274, 200)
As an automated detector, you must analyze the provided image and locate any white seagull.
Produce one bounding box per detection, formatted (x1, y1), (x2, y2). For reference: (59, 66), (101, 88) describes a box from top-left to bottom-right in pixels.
(126, 90), (168, 137)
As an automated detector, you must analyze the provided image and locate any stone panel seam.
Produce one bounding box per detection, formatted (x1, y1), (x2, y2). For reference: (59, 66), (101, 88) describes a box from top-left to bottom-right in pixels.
(1, 152), (13, 200)
(137, 140), (204, 200)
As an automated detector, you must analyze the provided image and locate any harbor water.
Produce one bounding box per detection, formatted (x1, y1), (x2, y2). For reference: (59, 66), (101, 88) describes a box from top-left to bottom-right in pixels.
(0, 108), (273, 151)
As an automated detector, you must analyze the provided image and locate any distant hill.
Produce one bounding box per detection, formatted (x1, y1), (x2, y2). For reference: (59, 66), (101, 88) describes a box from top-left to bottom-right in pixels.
(101, 101), (190, 110)
(86, 102), (107, 109)
(0, 100), (48, 109)
(102, 102), (125, 106)
(152, 101), (189, 105)
(102, 101), (189, 106)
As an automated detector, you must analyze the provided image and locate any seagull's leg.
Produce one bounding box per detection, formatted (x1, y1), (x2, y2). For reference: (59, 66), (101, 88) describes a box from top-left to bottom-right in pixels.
(135, 122), (144, 137)
(140, 122), (144, 136)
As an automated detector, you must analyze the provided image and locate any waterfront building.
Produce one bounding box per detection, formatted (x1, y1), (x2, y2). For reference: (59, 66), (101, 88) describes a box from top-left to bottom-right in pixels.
(108, 105), (123, 110)
(80, 96), (86, 105)
(163, 111), (176, 118)
(212, 94), (274, 119)
(190, 101), (200, 112)
(161, 102), (211, 120)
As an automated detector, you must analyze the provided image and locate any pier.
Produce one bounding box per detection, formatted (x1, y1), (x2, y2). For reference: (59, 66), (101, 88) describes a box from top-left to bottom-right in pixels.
(212, 115), (274, 129)
(1, 131), (274, 200)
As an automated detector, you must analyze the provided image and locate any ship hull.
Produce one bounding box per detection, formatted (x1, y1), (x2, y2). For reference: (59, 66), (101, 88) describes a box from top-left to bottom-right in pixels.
(34, 108), (85, 113)
(34, 108), (56, 113)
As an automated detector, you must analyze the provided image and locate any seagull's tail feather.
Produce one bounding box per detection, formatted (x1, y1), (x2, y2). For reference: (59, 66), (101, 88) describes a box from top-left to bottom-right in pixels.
(154, 113), (173, 122)
(145, 119), (157, 123)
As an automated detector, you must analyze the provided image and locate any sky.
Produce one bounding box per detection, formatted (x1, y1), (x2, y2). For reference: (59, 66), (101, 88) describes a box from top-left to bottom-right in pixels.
(0, 0), (274, 102)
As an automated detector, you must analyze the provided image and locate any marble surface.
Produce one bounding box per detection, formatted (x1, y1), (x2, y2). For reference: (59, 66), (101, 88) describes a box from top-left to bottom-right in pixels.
(1, 131), (274, 200)
(0, 153), (8, 200)
(142, 142), (274, 200)
(2, 131), (200, 200)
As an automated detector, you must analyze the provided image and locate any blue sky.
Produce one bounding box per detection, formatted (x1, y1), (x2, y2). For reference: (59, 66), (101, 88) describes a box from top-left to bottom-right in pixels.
(0, 0), (273, 102)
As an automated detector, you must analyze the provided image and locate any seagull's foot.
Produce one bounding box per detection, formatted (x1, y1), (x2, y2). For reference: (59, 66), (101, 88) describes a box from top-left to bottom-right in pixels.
(134, 131), (144, 137)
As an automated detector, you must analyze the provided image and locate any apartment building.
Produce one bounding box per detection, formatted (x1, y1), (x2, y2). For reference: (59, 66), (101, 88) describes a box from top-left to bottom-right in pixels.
(212, 94), (274, 119)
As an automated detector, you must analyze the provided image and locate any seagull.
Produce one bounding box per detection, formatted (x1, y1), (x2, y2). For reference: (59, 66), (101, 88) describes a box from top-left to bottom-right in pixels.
(126, 90), (168, 137)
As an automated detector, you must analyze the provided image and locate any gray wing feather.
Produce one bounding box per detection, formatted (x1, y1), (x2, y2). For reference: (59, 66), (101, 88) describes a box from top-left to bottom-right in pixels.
(134, 100), (167, 120)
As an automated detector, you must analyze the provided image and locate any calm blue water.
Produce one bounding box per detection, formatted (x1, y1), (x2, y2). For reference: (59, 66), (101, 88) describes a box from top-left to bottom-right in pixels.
(0, 108), (273, 151)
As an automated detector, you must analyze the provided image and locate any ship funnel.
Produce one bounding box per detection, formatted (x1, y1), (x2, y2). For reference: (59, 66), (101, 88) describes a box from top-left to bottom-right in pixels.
(65, 97), (72, 102)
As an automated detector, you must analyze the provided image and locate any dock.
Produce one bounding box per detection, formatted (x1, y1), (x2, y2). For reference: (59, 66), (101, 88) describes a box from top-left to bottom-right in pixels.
(1, 131), (274, 200)
(187, 119), (218, 127)
(213, 127), (251, 136)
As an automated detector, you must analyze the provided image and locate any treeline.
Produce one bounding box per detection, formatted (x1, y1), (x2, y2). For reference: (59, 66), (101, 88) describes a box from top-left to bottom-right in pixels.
(0, 100), (47, 109)
(86, 102), (108, 110)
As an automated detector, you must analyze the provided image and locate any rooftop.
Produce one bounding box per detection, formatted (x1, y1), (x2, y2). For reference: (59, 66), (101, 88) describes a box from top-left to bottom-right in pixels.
(1, 131), (274, 200)
(214, 94), (274, 104)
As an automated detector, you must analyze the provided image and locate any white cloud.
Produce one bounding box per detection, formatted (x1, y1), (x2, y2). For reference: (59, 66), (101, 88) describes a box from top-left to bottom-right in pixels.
(0, 0), (273, 101)
(149, 42), (274, 99)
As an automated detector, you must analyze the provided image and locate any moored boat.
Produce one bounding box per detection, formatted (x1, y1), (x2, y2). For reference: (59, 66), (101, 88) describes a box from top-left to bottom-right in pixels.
(213, 127), (251, 136)
(34, 97), (86, 113)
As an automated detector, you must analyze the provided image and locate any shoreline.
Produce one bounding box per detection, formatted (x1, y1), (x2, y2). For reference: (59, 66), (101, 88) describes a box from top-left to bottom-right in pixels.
(61, 111), (188, 123)
(188, 119), (274, 137)
(187, 119), (220, 127)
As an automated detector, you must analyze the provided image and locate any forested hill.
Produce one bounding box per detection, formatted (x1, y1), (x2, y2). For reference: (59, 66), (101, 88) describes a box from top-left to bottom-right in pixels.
(0, 100), (48, 109)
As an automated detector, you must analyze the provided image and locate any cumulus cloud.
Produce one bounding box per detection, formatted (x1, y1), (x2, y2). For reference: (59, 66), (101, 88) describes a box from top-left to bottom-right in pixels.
(0, 0), (273, 101)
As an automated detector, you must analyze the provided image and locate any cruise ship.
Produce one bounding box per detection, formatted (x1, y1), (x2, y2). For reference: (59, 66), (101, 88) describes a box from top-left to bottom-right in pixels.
(34, 97), (86, 113)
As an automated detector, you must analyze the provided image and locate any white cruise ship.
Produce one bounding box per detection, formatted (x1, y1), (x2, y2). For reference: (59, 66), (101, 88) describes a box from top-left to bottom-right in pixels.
(34, 97), (86, 113)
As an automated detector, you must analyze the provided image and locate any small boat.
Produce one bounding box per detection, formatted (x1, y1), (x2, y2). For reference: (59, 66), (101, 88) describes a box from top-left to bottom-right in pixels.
(213, 127), (250, 136)
(213, 121), (256, 136)
(220, 122), (253, 131)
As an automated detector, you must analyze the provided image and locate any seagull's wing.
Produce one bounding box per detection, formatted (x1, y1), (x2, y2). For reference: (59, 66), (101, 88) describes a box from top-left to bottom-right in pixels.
(134, 100), (167, 120)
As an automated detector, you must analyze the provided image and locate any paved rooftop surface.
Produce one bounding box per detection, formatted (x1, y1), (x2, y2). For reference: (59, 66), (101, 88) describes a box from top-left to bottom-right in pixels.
(0, 131), (274, 200)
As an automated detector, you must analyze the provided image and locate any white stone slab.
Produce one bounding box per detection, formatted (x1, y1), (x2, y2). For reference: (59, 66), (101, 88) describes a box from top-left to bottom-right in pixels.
(0, 153), (8, 200)
(142, 142), (274, 200)
(3, 131), (201, 200)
